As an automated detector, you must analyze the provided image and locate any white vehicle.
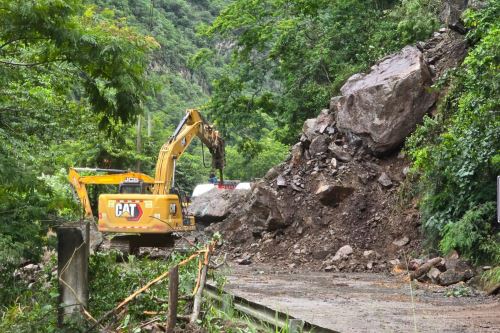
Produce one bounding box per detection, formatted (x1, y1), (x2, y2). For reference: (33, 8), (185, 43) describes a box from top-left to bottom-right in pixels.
(191, 183), (215, 198)
(235, 182), (251, 190)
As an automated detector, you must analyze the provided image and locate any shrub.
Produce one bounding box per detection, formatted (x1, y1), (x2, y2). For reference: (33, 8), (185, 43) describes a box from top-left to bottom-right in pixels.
(406, 1), (500, 264)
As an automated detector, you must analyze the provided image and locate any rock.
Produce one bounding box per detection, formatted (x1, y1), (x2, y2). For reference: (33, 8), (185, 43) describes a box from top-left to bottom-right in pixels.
(408, 258), (424, 271)
(329, 96), (341, 113)
(367, 261), (374, 270)
(309, 135), (329, 156)
(291, 183), (303, 192)
(291, 143), (303, 165)
(410, 257), (443, 280)
(378, 172), (393, 188)
(315, 184), (355, 206)
(312, 250), (329, 260)
(324, 265), (335, 272)
(427, 267), (441, 283)
(446, 250), (460, 260)
(336, 46), (435, 154)
(332, 245), (353, 261)
(392, 236), (409, 247)
(23, 264), (38, 271)
(188, 188), (248, 223)
(440, 0), (468, 34)
(422, 30), (467, 79)
(302, 118), (317, 139)
(299, 110), (334, 144)
(264, 166), (280, 180)
(328, 143), (352, 162)
(330, 157), (338, 169)
(363, 250), (375, 258)
(486, 283), (500, 296)
(444, 258), (471, 272)
(389, 259), (400, 266)
(315, 109), (335, 134)
(241, 184), (291, 233)
(439, 270), (464, 286)
(236, 257), (252, 265)
(276, 174), (287, 187)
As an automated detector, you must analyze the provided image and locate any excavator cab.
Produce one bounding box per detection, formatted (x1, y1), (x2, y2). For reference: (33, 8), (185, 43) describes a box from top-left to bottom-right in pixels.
(118, 178), (150, 194)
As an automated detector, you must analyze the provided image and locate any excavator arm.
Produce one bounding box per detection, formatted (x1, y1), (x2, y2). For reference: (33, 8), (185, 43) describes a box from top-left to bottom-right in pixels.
(68, 167), (155, 219)
(153, 109), (225, 195)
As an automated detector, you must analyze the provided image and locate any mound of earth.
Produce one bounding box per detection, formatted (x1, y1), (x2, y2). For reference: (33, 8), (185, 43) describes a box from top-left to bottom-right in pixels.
(209, 134), (419, 273)
(206, 28), (466, 274)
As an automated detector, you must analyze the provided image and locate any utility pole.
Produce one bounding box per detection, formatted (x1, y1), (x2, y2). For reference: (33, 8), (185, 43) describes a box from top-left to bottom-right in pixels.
(147, 111), (152, 137)
(136, 116), (142, 171)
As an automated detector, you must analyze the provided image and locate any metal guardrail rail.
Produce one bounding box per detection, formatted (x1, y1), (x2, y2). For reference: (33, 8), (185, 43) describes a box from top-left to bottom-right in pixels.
(204, 283), (338, 333)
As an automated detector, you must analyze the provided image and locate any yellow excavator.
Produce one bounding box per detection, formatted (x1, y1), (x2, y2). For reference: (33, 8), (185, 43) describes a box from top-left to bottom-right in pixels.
(69, 109), (225, 251)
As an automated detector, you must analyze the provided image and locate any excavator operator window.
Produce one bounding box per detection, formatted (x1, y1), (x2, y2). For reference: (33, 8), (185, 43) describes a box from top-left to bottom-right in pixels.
(118, 178), (149, 194)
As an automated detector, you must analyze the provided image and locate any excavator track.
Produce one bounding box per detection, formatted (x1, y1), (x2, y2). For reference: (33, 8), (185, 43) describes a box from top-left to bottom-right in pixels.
(110, 233), (177, 256)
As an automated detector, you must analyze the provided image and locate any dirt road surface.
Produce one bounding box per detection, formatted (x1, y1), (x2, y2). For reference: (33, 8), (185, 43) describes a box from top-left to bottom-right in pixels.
(221, 264), (500, 333)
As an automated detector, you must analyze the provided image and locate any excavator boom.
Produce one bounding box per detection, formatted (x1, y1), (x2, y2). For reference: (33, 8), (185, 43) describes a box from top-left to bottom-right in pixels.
(153, 109), (224, 195)
(68, 167), (154, 219)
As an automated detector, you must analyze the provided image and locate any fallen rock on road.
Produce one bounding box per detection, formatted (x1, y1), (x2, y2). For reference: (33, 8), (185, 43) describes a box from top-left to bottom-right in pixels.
(188, 188), (249, 224)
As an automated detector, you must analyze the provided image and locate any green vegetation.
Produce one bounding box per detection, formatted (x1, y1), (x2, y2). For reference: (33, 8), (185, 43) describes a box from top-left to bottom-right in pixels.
(406, 1), (500, 266)
(0, 0), (154, 306)
(0, 246), (216, 332)
(482, 266), (500, 289)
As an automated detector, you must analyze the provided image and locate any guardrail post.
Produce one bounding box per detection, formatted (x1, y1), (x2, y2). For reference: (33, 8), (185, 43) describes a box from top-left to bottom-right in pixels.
(56, 226), (88, 327)
(166, 265), (179, 333)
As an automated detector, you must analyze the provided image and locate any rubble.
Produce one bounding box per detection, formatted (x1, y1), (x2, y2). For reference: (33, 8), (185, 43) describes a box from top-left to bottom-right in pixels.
(207, 25), (472, 286)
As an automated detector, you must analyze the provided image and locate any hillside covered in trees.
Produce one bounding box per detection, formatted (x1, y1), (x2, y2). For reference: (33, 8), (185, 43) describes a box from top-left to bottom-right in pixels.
(0, 0), (498, 332)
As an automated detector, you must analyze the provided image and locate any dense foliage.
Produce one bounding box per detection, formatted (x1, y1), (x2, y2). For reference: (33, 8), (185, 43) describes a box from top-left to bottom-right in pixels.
(407, 1), (499, 264)
(0, 0), (155, 306)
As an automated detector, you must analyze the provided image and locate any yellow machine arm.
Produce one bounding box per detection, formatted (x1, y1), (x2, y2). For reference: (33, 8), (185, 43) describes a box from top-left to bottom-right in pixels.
(68, 167), (155, 219)
(153, 109), (225, 195)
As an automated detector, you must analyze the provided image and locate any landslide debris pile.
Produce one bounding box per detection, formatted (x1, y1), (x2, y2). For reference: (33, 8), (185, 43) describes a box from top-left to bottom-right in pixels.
(207, 29), (467, 273)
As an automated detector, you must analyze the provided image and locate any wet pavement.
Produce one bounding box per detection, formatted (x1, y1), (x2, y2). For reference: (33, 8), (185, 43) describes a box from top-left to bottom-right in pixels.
(221, 264), (500, 332)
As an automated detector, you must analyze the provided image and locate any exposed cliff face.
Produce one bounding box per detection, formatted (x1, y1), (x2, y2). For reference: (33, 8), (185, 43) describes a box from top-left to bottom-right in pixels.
(205, 27), (467, 272)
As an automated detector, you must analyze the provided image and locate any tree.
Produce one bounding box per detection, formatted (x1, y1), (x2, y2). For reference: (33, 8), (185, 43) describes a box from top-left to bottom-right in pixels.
(0, 0), (156, 305)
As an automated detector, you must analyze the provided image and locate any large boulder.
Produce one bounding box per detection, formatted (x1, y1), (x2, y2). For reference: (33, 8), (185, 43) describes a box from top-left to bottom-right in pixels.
(188, 189), (249, 223)
(245, 184), (291, 232)
(335, 46), (436, 154)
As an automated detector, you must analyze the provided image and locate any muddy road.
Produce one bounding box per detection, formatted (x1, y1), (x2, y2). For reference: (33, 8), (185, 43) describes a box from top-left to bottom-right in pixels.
(219, 264), (500, 333)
